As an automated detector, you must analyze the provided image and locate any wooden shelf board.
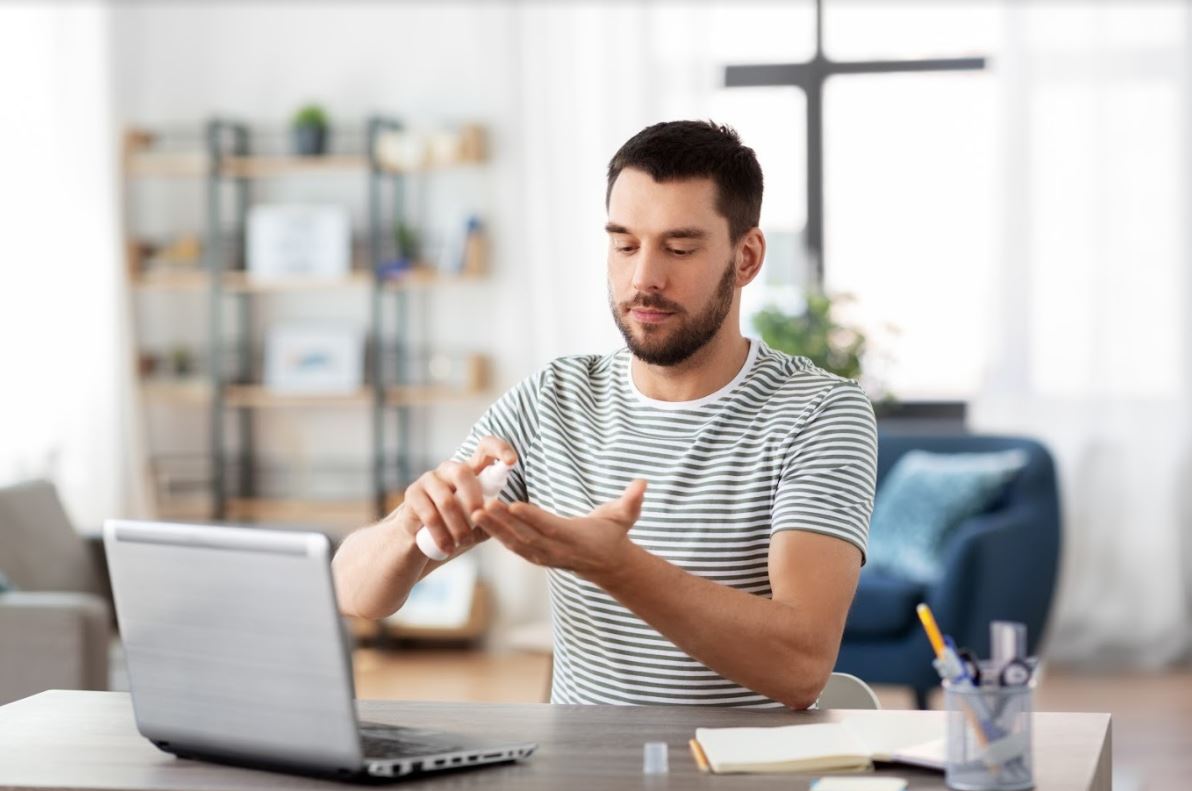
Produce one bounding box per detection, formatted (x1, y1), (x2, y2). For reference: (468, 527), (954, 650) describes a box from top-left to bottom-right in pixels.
(222, 271), (373, 292)
(225, 497), (374, 528)
(223, 385), (373, 409)
(375, 154), (486, 175)
(131, 270), (209, 290)
(386, 385), (489, 406)
(154, 498), (214, 521)
(125, 152), (208, 178)
(386, 354), (489, 406)
(220, 154), (368, 178)
(131, 271), (375, 292)
(140, 379), (488, 408)
(381, 268), (484, 291)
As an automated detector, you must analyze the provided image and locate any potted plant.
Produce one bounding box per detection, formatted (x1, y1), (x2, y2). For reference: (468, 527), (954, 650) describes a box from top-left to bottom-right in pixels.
(291, 104), (329, 156)
(752, 291), (896, 408)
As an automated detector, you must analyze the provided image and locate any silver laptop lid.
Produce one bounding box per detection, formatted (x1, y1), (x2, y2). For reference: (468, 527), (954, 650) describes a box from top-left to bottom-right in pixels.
(103, 519), (363, 773)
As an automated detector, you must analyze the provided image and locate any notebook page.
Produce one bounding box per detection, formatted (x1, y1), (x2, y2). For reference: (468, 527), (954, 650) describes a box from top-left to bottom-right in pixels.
(695, 723), (871, 773)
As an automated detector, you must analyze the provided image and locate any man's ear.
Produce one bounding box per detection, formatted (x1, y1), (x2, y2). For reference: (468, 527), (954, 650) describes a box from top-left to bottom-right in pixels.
(735, 227), (766, 287)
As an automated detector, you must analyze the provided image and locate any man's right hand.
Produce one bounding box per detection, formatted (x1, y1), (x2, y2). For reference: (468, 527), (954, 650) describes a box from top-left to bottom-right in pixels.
(395, 436), (518, 559)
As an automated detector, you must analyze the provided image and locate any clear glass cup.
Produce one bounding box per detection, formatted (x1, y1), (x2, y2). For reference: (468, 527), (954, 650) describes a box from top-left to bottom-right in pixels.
(944, 668), (1035, 791)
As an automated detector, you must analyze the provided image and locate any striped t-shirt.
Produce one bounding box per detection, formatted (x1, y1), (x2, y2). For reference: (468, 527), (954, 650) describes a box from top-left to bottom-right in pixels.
(453, 339), (877, 708)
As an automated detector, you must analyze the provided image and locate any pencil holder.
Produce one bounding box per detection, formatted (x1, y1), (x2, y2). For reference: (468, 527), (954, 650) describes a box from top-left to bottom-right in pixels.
(943, 669), (1035, 791)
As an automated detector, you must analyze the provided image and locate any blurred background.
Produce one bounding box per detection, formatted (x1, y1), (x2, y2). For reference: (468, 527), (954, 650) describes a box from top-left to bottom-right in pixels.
(0, 1), (1189, 788)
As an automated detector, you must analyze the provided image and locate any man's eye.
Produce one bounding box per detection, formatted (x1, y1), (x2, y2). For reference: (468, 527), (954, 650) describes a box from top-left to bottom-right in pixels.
(617, 246), (637, 254)
(669, 248), (694, 256)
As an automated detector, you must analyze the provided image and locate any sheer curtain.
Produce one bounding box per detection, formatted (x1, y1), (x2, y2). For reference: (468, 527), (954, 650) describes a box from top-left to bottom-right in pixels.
(0, 3), (145, 529)
(479, 2), (665, 628)
(972, 2), (1192, 666)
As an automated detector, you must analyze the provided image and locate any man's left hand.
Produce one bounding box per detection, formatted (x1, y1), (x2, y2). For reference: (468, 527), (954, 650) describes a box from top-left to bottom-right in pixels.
(470, 479), (648, 583)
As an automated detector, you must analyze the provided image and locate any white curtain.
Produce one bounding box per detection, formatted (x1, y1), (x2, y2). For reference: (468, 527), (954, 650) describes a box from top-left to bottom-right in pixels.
(972, 2), (1192, 666)
(479, 2), (665, 630)
(0, 3), (145, 530)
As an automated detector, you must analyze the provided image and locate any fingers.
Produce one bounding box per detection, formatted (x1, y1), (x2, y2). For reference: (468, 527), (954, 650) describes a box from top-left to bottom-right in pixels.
(437, 460), (483, 515)
(404, 469), (474, 556)
(507, 501), (565, 536)
(468, 436), (518, 474)
(472, 502), (548, 565)
(402, 484), (453, 556)
(421, 472), (475, 547)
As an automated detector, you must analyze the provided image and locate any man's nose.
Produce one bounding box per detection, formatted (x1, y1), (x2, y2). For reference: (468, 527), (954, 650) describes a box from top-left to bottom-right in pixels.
(631, 248), (667, 293)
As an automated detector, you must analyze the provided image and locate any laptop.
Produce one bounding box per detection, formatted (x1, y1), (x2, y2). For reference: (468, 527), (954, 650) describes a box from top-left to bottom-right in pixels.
(103, 519), (537, 781)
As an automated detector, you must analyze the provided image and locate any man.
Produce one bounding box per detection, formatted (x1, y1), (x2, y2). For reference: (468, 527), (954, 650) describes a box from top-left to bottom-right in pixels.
(333, 120), (876, 710)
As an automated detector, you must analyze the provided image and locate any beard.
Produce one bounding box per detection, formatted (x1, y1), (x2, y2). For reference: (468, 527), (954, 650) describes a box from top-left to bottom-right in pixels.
(609, 258), (736, 367)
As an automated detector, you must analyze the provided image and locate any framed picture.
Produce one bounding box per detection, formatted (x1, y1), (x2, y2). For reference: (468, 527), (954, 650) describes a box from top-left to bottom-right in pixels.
(247, 204), (351, 279)
(386, 554), (479, 630)
(264, 323), (363, 394)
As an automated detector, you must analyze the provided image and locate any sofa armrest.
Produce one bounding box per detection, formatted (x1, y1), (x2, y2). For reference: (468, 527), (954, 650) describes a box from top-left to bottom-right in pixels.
(0, 591), (111, 705)
(924, 503), (1060, 655)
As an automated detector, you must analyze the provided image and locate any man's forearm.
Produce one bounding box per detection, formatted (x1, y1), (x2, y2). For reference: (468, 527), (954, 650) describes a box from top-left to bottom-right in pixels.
(587, 544), (833, 709)
(331, 515), (430, 620)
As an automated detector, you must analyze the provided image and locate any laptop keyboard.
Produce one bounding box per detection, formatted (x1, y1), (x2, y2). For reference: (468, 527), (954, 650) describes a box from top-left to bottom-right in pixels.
(358, 724), (464, 758)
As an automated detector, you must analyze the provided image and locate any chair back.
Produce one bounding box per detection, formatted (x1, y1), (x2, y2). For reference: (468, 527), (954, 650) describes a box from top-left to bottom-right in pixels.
(817, 672), (881, 709)
(0, 479), (105, 595)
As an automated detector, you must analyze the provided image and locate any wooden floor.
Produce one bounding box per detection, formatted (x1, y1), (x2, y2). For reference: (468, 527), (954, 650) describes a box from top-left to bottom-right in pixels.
(354, 648), (1192, 791)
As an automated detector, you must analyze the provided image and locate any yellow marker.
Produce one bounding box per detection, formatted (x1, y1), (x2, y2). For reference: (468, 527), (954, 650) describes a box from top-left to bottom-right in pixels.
(916, 603), (947, 659)
(689, 739), (710, 773)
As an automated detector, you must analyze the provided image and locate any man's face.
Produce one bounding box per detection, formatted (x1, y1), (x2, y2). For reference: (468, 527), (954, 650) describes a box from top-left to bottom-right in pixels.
(606, 168), (739, 367)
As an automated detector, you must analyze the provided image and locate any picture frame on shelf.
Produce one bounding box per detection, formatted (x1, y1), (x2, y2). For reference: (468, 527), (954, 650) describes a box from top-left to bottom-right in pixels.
(264, 323), (363, 394)
(385, 553), (480, 631)
(247, 204), (351, 280)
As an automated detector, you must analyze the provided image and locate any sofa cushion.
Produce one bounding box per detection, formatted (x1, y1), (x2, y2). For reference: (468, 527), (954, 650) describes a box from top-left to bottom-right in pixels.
(866, 449), (1028, 584)
(844, 569), (929, 639)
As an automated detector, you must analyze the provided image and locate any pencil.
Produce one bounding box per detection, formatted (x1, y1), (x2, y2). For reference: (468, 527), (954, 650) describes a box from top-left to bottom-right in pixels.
(916, 603), (946, 659)
(689, 738), (710, 773)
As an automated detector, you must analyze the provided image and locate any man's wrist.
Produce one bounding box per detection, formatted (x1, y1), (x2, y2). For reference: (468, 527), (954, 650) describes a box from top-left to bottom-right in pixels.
(584, 539), (650, 592)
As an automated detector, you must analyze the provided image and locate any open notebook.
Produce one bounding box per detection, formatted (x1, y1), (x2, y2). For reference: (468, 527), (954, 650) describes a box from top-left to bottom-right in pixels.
(693, 721), (945, 774)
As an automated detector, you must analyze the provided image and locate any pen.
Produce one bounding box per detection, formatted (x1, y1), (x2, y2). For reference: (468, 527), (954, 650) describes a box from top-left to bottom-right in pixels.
(916, 604), (1000, 744)
(915, 603), (946, 659)
(689, 739), (710, 773)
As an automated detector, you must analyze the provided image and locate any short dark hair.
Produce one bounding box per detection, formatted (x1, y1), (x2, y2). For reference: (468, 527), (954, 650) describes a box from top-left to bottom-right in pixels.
(606, 120), (763, 243)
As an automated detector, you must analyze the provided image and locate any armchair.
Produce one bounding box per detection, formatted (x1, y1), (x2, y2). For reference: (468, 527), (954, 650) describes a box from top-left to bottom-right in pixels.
(834, 434), (1062, 709)
(0, 480), (112, 705)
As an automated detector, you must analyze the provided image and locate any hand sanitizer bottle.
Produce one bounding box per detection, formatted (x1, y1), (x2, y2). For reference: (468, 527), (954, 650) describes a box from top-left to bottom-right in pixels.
(414, 461), (512, 561)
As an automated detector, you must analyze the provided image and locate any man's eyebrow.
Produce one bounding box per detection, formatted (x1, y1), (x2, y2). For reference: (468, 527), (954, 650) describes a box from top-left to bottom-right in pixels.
(661, 227), (707, 240)
(604, 223), (708, 240)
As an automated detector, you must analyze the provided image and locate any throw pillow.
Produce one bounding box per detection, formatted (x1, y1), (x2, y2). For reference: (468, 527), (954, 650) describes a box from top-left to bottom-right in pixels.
(866, 449), (1029, 585)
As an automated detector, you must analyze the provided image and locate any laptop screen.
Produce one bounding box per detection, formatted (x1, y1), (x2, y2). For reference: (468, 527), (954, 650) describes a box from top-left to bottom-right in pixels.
(104, 520), (363, 773)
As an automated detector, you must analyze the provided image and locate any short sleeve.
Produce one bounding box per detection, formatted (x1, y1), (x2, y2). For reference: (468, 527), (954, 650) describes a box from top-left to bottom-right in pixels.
(770, 382), (877, 564)
(451, 370), (544, 504)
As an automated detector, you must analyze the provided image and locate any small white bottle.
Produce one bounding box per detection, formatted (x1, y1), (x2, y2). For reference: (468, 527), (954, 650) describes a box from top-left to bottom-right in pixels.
(414, 461), (512, 561)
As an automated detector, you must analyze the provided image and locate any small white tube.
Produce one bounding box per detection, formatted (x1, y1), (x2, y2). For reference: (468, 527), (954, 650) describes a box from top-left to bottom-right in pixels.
(642, 742), (668, 774)
(415, 461), (512, 561)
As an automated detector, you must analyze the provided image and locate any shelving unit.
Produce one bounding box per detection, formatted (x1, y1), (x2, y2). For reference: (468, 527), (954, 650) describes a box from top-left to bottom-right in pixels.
(124, 117), (490, 529)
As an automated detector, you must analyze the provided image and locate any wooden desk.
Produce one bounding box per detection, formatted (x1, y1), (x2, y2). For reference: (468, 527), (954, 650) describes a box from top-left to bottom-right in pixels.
(0, 691), (1110, 790)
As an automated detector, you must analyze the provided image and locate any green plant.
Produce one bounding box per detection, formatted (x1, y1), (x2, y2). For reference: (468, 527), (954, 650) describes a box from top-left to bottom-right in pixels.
(291, 104), (328, 129)
(395, 222), (420, 260)
(752, 292), (865, 381)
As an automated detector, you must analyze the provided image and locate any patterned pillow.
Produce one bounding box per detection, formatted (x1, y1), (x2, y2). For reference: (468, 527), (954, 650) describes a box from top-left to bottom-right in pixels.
(866, 449), (1029, 585)
(0, 571), (12, 593)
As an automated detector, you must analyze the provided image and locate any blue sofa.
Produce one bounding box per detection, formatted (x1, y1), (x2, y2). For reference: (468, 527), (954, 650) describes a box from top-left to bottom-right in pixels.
(834, 434), (1062, 709)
